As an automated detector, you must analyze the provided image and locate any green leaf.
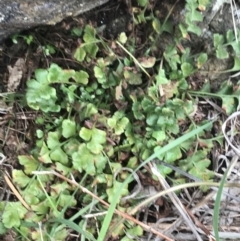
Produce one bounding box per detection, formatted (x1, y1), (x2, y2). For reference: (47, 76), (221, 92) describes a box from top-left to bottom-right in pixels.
(229, 57), (240, 72)
(85, 44), (99, 58)
(81, 103), (98, 119)
(106, 180), (129, 203)
(198, 138), (214, 149)
(185, 0), (203, 21)
(79, 127), (92, 141)
(83, 25), (97, 42)
(55, 162), (72, 175)
(179, 150), (213, 182)
(50, 147), (68, 164)
(197, 53), (208, 68)
(33, 69), (48, 85)
(18, 155), (39, 175)
(0, 222), (7, 235)
(164, 145), (182, 163)
(146, 114), (158, 126)
(39, 142), (52, 163)
(56, 218), (97, 241)
(63, 138), (80, 155)
(72, 143), (107, 175)
(86, 128), (107, 154)
(186, 23), (201, 36)
(48, 63), (74, 83)
(51, 227), (68, 241)
(116, 117), (129, 135)
(82, 25), (99, 58)
(91, 128), (107, 144)
(43, 44), (56, 56)
(152, 18), (161, 34)
(127, 157), (138, 169)
(118, 32), (127, 44)
(47, 131), (60, 149)
(47, 63), (62, 82)
(136, 0), (148, 7)
(142, 97), (154, 112)
(23, 179), (47, 200)
(187, 10), (203, 22)
(74, 46), (86, 62)
(26, 68), (60, 112)
(23, 34), (34, 45)
(226, 29), (235, 42)
(58, 193), (77, 208)
(127, 226), (143, 236)
(183, 100), (195, 116)
(51, 182), (70, 195)
(31, 199), (50, 215)
(181, 62), (194, 77)
(216, 80), (233, 95)
(179, 23), (189, 39)
(12, 170), (31, 188)
(156, 163), (173, 176)
(132, 102), (145, 120)
(36, 129), (44, 138)
(2, 202), (28, 228)
(107, 112), (129, 135)
(62, 119), (76, 138)
(152, 130), (166, 142)
(189, 159), (213, 180)
(164, 45), (181, 70)
(213, 33), (225, 47)
(229, 41), (240, 56)
(156, 69), (169, 84)
(185, 0), (203, 36)
(216, 46), (229, 59)
(107, 118), (116, 128)
(72, 144), (93, 176)
(60, 84), (76, 103)
(73, 70), (89, 84)
(71, 27), (82, 36)
(87, 142), (103, 155)
(94, 66), (107, 84)
(161, 20), (173, 34)
(221, 96), (236, 115)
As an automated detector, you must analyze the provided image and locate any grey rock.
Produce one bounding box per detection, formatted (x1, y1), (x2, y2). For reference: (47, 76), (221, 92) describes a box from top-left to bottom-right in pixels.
(0, 0), (109, 41)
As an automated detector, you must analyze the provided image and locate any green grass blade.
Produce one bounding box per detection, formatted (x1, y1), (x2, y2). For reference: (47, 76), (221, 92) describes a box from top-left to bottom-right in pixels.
(52, 218), (97, 241)
(213, 157), (237, 241)
(97, 120), (214, 241)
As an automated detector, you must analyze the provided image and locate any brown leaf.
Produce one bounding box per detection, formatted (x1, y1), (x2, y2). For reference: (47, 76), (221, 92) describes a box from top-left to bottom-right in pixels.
(7, 58), (25, 92)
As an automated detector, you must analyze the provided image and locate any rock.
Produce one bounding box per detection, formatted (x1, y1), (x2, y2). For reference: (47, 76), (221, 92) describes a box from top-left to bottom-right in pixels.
(0, 0), (109, 42)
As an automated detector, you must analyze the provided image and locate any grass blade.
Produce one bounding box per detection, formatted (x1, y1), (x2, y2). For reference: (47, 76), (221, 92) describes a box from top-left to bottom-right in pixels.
(213, 156), (238, 240)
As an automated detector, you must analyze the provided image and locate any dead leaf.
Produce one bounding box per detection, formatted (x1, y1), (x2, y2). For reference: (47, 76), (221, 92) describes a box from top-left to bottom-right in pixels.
(161, 81), (179, 99)
(7, 58), (25, 92)
(115, 84), (123, 101)
(138, 56), (156, 68)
